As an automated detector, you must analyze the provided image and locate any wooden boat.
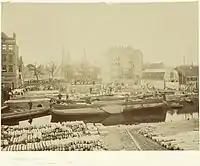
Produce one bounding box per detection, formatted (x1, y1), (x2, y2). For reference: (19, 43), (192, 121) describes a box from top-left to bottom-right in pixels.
(1, 105), (10, 114)
(177, 98), (199, 114)
(5, 98), (50, 109)
(168, 103), (184, 109)
(52, 107), (108, 116)
(94, 98), (163, 107)
(53, 103), (97, 110)
(122, 103), (167, 125)
(25, 90), (59, 96)
(51, 102), (167, 125)
(52, 100), (166, 116)
(1, 107), (52, 122)
(13, 94), (58, 100)
(123, 103), (166, 115)
(90, 94), (160, 102)
(167, 95), (199, 111)
(125, 98), (163, 105)
(89, 95), (125, 101)
(52, 94), (164, 110)
(51, 97), (87, 104)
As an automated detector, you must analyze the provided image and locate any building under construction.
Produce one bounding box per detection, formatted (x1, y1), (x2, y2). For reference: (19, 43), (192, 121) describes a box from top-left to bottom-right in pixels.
(102, 45), (143, 85)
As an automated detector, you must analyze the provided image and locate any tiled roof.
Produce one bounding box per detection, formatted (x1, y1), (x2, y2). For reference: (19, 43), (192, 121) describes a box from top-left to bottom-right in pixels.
(143, 69), (167, 73)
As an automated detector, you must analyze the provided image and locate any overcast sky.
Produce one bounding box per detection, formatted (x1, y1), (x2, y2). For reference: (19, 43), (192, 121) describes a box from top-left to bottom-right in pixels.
(1, 2), (198, 67)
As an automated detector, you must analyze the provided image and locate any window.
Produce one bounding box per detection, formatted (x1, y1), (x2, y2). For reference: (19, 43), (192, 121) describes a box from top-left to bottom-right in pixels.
(2, 44), (6, 50)
(19, 66), (22, 72)
(8, 54), (13, 62)
(8, 65), (13, 72)
(2, 54), (7, 61)
(8, 44), (13, 50)
(191, 77), (197, 81)
(2, 65), (7, 72)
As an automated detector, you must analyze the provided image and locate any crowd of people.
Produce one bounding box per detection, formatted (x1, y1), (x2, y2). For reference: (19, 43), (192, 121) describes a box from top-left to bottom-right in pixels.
(1, 78), (198, 107)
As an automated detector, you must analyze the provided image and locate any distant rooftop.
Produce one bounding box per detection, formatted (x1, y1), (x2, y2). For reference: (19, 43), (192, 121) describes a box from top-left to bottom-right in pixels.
(1, 32), (16, 40)
(176, 65), (199, 77)
(143, 62), (167, 70)
(143, 68), (168, 73)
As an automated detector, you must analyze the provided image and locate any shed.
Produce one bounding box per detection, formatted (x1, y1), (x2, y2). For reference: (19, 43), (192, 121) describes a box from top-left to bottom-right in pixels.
(141, 68), (179, 90)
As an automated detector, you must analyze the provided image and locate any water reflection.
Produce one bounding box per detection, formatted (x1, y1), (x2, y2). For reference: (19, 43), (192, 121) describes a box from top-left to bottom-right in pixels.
(3, 109), (199, 126)
(165, 110), (199, 122)
(36, 109), (199, 126)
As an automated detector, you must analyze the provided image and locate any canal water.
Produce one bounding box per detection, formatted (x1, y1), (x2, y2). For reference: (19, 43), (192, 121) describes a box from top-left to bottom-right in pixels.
(17, 109), (199, 127)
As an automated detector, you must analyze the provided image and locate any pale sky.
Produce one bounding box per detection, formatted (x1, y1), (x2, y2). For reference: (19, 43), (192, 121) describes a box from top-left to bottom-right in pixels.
(1, 2), (198, 67)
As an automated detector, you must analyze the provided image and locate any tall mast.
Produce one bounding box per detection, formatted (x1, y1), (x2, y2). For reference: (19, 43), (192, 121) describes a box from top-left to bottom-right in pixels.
(61, 47), (65, 78)
(67, 52), (71, 65)
(83, 48), (89, 65)
(83, 48), (87, 62)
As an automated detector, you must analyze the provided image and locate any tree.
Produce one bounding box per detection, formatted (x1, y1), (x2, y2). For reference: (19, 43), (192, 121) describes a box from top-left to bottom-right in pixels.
(46, 62), (57, 78)
(26, 63), (43, 81)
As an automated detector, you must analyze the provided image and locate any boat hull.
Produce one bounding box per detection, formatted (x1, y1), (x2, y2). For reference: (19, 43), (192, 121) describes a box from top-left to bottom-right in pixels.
(51, 107), (109, 123)
(53, 98), (164, 110)
(123, 103), (167, 115)
(1, 108), (51, 125)
(5, 98), (50, 109)
(51, 103), (167, 125)
(1, 106), (10, 114)
(53, 103), (96, 110)
(122, 103), (167, 124)
(177, 101), (199, 114)
(167, 96), (199, 112)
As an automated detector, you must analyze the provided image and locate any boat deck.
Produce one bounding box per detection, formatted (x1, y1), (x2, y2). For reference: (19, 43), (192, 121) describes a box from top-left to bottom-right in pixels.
(52, 107), (106, 115)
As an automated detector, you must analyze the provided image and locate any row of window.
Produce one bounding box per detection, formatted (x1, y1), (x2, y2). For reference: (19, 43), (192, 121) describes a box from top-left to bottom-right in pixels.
(2, 44), (13, 50)
(2, 65), (13, 72)
(2, 54), (13, 62)
(187, 77), (198, 81)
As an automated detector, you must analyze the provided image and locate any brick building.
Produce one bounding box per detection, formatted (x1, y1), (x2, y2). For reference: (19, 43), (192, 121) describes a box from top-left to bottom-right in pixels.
(1, 32), (23, 89)
(175, 65), (199, 90)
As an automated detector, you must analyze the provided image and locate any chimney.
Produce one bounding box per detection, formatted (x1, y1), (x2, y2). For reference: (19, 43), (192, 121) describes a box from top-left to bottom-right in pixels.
(13, 32), (16, 39)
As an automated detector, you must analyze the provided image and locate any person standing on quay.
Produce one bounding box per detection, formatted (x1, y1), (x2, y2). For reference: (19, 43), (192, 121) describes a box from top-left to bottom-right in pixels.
(66, 94), (69, 100)
(28, 100), (33, 110)
(58, 93), (62, 100)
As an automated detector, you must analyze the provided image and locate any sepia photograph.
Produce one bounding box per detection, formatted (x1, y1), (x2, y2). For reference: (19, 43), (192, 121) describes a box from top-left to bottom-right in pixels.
(1, 1), (199, 152)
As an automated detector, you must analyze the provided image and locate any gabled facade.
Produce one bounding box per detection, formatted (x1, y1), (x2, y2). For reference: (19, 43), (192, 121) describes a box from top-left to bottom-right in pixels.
(1, 32), (23, 89)
(141, 68), (179, 90)
(175, 65), (199, 89)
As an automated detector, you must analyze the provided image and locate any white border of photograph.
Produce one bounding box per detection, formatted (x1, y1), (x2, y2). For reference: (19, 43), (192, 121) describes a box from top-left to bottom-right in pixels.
(0, 0), (199, 166)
